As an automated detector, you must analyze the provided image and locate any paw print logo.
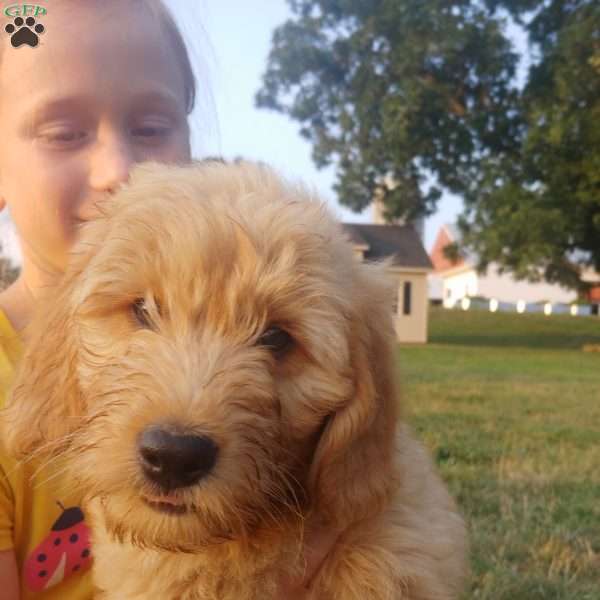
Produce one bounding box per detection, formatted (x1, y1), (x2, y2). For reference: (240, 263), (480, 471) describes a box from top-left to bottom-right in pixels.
(5, 16), (45, 48)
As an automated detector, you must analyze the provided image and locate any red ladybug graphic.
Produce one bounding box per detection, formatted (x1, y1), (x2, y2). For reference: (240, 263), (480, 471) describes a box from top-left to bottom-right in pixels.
(24, 502), (93, 591)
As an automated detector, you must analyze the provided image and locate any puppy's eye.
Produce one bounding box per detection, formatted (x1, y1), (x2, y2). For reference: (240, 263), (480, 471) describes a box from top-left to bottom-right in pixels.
(257, 326), (293, 356)
(131, 297), (159, 329)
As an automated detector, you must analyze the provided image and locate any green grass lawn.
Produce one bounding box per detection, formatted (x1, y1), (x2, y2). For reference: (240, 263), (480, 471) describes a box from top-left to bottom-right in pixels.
(398, 307), (600, 600)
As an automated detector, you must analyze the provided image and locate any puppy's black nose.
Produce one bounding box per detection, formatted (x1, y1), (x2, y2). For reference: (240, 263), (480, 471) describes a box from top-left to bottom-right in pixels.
(137, 427), (218, 491)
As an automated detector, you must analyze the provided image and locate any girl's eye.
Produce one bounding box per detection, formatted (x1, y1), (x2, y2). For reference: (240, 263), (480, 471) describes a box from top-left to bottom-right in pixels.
(131, 119), (172, 140)
(39, 129), (87, 146)
(257, 326), (293, 357)
(132, 126), (170, 138)
(131, 297), (161, 329)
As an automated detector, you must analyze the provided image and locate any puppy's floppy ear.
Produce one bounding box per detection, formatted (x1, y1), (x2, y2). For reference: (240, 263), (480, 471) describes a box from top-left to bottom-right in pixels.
(309, 262), (399, 526)
(1, 222), (106, 459)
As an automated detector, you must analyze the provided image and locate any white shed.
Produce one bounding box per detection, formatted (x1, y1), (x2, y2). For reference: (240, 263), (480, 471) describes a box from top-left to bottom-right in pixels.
(343, 223), (432, 343)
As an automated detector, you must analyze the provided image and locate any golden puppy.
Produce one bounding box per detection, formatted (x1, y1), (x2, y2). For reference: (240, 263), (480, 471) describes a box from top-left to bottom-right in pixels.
(2, 161), (467, 599)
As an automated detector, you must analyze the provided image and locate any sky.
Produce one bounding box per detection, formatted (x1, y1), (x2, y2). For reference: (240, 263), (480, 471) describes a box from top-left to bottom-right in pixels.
(0, 0), (465, 264)
(170, 0), (464, 250)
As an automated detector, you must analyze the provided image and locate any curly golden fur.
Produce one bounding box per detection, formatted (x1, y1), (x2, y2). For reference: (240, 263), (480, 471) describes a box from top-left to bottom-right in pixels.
(2, 161), (467, 599)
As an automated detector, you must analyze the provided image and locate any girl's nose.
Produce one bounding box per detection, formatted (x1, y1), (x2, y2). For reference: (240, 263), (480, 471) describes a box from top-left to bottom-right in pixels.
(89, 134), (134, 194)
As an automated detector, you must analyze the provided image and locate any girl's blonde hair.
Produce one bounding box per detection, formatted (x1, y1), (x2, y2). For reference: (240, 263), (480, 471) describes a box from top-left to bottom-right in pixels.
(148, 0), (196, 115)
(0, 0), (197, 115)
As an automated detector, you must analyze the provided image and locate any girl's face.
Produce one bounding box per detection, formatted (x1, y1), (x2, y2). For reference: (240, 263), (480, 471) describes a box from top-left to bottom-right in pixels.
(0, 2), (192, 275)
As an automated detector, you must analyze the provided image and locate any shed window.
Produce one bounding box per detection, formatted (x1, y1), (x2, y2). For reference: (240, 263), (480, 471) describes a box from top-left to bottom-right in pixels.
(403, 281), (412, 315)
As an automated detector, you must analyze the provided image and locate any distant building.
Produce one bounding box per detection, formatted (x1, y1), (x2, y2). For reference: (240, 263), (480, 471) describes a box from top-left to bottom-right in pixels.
(429, 224), (578, 306)
(581, 268), (600, 303)
(342, 200), (432, 344)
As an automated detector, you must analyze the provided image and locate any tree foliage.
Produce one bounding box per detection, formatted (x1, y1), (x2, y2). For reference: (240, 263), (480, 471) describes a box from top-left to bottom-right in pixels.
(256, 0), (600, 291)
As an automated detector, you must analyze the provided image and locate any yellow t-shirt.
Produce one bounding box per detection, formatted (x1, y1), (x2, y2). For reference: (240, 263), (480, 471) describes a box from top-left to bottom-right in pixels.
(0, 309), (93, 599)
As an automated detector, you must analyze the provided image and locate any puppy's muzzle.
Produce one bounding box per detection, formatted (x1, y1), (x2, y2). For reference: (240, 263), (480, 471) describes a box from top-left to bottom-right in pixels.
(137, 426), (219, 492)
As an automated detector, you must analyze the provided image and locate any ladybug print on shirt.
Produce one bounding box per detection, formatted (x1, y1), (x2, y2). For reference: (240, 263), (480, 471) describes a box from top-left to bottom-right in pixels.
(24, 502), (93, 591)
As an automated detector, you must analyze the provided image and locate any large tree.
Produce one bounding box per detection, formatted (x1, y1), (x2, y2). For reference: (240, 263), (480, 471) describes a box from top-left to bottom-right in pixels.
(256, 0), (600, 292)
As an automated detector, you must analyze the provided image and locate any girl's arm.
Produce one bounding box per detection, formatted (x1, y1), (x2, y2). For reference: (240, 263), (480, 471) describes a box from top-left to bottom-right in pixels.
(0, 549), (20, 600)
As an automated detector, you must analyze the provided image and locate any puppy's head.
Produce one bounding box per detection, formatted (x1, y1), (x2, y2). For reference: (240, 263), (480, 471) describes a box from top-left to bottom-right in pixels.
(2, 161), (398, 550)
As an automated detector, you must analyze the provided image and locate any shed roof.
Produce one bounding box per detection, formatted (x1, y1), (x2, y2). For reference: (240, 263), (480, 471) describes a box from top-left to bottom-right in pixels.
(342, 223), (432, 270)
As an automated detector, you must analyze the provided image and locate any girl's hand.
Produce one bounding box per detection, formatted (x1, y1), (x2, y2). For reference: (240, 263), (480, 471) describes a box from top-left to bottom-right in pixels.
(277, 521), (339, 599)
(0, 549), (20, 600)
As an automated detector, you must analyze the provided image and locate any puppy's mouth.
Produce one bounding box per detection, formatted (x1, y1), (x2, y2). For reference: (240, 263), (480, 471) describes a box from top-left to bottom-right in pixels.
(141, 492), (191, 516)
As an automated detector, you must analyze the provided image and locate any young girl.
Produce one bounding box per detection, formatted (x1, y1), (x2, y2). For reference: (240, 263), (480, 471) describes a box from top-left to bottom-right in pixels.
(0, 2), (335, 598)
